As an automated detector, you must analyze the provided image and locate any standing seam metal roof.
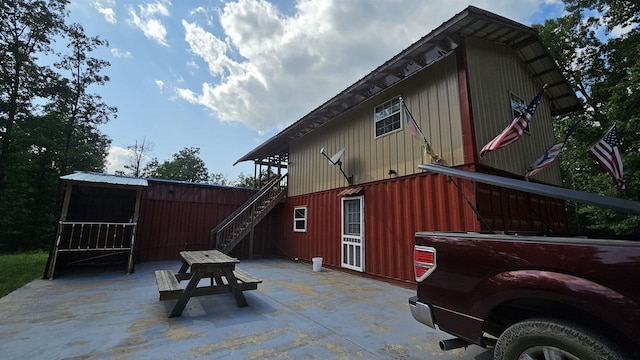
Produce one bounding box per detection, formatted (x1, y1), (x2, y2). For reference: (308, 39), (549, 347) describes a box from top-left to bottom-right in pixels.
(60, 171), (148, 187)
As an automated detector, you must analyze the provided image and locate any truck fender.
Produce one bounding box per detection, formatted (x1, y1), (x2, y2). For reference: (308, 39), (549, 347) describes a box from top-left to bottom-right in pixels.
(472, 269), (640, 343)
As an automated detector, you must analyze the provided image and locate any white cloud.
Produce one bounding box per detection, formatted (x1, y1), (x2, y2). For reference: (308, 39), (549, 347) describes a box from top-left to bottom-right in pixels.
(128, 1), (171, 46)
(111, 48), (132, 58)
(92, 0), (117, 24)
(176, 0), (551, 134)
(105, 146), (131, 174)
(155, 79), (165, 92)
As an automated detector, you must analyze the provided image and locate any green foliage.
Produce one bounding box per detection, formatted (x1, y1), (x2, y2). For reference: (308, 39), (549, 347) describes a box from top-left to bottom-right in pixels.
(0, 251), (49, 298)
(0, 0), (115, 252)
(537, 0), (639, 235)
(145, 147), (209, 183)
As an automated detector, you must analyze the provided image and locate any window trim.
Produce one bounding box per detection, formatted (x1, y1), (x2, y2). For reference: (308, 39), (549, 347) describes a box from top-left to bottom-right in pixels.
(293, 206), (307, 232)
(373, 96), (403, 139)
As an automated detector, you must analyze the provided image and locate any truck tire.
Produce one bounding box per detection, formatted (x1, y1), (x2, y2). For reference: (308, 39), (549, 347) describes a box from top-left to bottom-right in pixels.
(494, 318), (627, 360)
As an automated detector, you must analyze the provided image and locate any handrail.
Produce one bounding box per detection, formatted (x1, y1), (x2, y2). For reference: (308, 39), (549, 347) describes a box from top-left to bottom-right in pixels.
(210, 174), (287, 250)
(210, 174), (286, 237)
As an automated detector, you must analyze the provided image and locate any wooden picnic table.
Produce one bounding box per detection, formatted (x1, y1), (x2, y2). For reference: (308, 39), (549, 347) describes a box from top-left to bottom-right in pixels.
(154, 250), (262, 318)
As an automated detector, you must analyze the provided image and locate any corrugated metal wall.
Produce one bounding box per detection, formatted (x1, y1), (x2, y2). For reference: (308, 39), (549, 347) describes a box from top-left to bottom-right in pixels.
(276, 168), (567, 283)
(465, 36), (561, 185)
(277, 171), (480, 283)
(136, 181), (276, 261)
(288, 53), (463, 197)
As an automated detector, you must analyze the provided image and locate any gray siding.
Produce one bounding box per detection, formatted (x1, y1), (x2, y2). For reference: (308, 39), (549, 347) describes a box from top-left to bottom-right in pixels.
(466, 37), (561, 185)
(289, 54), (463, 196)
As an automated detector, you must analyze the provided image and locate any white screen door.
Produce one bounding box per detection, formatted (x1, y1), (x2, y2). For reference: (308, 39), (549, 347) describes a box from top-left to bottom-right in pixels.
(341, 196), (364, 272)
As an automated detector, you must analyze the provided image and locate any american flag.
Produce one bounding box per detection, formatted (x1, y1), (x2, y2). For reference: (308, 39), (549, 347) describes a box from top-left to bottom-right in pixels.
(402, 99), (441, 162)
(588, 124), (625, 190)
(525, 120), (580, 180)
(480, 87), (546, 159)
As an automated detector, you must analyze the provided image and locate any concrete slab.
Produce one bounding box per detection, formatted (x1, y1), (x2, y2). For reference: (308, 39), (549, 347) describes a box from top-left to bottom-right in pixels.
(0, 258), (493, 359)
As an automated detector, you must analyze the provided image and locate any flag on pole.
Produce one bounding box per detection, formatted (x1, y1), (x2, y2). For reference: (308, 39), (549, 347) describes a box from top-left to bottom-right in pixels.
(480, 86), (547, 159)
(401, 98), (441, 163)
(525, 120), (580, 180)
(588, 124), (625, 190)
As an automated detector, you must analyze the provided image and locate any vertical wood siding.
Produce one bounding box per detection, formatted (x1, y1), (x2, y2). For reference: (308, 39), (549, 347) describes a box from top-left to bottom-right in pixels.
(288, 53), (463, 197)
(465, 37), (562, 185)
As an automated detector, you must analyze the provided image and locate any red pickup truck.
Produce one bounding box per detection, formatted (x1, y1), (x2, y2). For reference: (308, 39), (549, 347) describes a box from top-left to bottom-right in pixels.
(409, 165), (640, 360)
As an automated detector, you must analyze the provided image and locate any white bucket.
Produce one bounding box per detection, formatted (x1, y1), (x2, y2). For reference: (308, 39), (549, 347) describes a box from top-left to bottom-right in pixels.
(312, 257), (323, 272)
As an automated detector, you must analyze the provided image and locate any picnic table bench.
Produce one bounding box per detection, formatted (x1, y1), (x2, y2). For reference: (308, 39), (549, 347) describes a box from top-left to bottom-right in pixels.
(154, 250), (262, 317)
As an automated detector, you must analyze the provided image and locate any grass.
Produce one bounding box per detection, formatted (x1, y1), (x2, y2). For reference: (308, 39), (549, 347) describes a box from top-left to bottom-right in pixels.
(0, 251), (48, 298)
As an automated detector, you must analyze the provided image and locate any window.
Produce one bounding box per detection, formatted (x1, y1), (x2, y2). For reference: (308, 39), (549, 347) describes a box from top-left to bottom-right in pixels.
(293, 206), (307, 232)
(374, 97), (402, 138)
(509, 92), (531, 135)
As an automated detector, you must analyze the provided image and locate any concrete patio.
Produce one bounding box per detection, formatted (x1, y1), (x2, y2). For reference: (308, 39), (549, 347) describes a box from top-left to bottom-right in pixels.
(0, 258), (492, 359)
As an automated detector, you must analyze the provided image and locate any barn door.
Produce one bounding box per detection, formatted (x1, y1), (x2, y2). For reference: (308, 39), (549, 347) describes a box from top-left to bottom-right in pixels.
(341, 196), (364, 272)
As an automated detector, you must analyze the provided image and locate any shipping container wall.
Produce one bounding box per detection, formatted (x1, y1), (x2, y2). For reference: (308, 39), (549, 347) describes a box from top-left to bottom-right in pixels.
(136, 181), (276, 261)
(288, 53), (463, 197)
(465, 36), (561, 185)
(476, 181), (568, 233)
(277, 171), (480, 283)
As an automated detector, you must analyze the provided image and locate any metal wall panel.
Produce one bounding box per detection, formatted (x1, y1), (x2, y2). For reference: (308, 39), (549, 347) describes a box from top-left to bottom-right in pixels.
(465, 37), (562, 185)
(135, 181), (276, 261)
(288, 54), (463, 197)
(276, 169), (567, 283)
(277, 172), (480, 283)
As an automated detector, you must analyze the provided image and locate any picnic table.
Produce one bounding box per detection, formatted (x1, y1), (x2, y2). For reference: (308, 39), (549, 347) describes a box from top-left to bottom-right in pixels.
(154, 250), (262, 317)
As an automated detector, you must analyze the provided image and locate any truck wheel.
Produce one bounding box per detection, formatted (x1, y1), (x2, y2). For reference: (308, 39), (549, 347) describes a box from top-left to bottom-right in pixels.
(494, 318), (626, 360)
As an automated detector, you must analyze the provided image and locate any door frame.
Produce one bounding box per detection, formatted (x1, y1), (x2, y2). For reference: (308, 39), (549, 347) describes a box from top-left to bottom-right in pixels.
(341, 195), (364, 272)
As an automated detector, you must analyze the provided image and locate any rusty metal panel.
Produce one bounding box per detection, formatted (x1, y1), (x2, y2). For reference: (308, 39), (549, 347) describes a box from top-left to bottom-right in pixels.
(135, 181), (274, 261)
(466, 37), (561, 185)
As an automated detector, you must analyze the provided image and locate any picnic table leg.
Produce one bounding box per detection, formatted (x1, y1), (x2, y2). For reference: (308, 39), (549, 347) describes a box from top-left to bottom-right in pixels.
(169, 267), (205, 317)
(222, 266), (248, 307)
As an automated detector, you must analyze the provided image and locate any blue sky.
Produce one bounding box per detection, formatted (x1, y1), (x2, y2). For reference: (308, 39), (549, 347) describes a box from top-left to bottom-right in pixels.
(68, 0), (566, 181)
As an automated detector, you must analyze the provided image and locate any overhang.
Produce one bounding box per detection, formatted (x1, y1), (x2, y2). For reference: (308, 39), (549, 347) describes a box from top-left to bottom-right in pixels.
(236, 5), (581, 165)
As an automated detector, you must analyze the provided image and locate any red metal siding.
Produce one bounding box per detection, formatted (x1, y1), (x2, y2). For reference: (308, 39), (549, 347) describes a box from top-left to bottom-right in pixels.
(276, 170), (567, 283)
(136, 181), (276, 261)
(277, 172), (480, 283)
(476, 182), (567, 233)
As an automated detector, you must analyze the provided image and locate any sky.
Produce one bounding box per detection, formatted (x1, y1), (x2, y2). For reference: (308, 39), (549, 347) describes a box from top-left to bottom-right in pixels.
(67, 0), (566, 181)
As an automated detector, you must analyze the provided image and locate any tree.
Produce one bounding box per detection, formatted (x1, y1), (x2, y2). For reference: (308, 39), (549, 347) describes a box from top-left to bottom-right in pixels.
(209, 172), (229, 186)
(145, 147), (209, 183)
(0, 0), (69, 191)
(536, 0), (639, 234)
(122, 137), (154, 177)
(50, 22), (116, 175)
(0, 1), (116, 252)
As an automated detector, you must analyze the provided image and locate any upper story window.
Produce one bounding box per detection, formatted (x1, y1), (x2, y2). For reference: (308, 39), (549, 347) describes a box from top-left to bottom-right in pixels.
(374, 97), (402, 138)
(293, 206), (307, 232)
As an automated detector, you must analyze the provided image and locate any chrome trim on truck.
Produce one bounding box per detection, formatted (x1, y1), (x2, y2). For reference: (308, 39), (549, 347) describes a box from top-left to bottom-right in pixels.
(409, 296), (435, 328)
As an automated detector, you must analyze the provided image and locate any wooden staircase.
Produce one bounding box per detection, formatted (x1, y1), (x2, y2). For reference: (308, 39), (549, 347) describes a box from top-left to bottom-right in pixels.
(210, 174), (287, 254)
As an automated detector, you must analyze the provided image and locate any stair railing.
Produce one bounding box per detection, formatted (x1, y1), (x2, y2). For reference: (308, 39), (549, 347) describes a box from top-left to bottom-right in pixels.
(210, 174), (287, 252)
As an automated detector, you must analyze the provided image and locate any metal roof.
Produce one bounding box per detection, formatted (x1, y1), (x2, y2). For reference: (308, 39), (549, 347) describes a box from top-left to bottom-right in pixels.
(418, 164), (640, 216)
(236, 6), (582, 165)
(61, 171), (148, 187)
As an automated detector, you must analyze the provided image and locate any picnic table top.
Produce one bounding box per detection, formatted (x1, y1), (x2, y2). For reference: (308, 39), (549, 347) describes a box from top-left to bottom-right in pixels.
(179, 250), (239, 266)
